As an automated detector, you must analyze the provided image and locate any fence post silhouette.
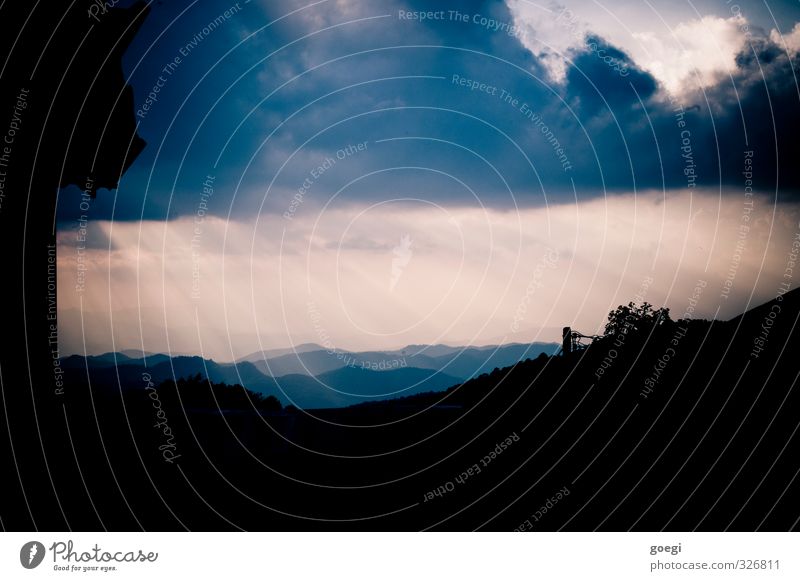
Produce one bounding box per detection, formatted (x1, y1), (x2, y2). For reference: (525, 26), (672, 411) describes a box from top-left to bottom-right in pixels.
(562, 327), (572, 355)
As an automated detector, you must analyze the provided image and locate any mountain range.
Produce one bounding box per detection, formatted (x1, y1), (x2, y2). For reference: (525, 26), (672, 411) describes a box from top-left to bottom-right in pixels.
(63, 342), (559, 409)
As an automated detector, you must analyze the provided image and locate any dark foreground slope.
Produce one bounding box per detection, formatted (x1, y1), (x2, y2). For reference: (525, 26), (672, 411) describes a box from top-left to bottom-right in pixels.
(0, 0), (150, 532)
(2, 289), (798, 531)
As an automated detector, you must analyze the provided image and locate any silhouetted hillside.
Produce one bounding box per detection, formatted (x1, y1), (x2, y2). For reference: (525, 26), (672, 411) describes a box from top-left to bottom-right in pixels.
(4, 290), (798, 531)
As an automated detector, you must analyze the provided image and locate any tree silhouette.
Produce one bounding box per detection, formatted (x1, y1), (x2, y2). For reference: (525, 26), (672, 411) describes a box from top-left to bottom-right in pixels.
(603, 301), (671, 337)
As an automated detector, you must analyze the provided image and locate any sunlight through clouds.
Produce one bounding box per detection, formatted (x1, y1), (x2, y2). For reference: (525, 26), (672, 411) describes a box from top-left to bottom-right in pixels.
(57, 191), (800, 359)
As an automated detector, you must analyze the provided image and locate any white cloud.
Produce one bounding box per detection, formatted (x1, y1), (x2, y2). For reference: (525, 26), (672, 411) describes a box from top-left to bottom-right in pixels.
(631, 15), (748, 95)
(506, 1), (751, 98)
(504, 0), (590, 83)
(770, 22), (800, 55)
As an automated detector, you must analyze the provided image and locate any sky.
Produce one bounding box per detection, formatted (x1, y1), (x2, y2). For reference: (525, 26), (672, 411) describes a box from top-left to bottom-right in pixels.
(56, 0), (800, 359)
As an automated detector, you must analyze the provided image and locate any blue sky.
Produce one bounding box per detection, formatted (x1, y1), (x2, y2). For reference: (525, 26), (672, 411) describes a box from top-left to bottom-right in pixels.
(55, 0), (800, 357)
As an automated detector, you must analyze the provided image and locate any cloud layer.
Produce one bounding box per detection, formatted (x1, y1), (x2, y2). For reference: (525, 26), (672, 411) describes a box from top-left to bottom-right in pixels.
(58, 190), (800, 358)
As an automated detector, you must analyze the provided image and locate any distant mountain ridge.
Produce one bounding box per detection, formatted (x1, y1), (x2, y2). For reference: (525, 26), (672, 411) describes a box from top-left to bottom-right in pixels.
(63, 342), (559, 409)
(246, 342), (559, 378)
(238, 343), (327, 362)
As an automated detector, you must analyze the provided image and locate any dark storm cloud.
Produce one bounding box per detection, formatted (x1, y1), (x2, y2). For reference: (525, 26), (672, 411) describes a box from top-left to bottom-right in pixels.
(710, 35), (800, 195)
(550, 28), (799, 197)
(566, 36), (658, 116)
(58, 0), (800, 223)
